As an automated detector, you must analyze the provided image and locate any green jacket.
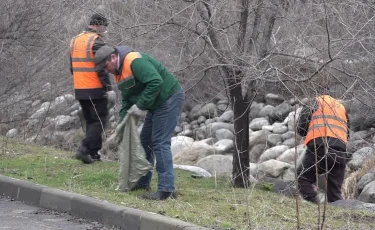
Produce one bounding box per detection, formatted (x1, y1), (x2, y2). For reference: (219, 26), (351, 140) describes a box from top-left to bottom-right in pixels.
(114, 46), (181, 120)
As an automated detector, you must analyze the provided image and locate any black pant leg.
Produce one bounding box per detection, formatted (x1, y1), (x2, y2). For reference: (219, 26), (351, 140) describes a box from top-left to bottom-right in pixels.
(79, 99), (108, 155)
(325, 147), (346, 202)
(297, 147), (319, 202)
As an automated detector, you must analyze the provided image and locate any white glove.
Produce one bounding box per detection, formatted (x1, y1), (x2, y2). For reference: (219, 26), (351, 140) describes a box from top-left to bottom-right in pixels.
(106, 90), (116, 108)
(127, 104), (147, 117)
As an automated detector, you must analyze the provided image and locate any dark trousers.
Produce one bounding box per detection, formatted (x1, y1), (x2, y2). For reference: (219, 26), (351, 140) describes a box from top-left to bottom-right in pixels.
(79, 98), (108, 156)
(297, 140), (347, 203)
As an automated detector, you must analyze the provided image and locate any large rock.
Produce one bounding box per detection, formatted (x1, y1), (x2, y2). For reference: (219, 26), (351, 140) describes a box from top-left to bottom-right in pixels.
(357, 173), (375, 195)
(249, 143), (267, 163)
(358, 181), (375, 203)
(249, 102), (264, 119)
(267, 134), (283, 147)
(249, 117), (270, 131)
(265, 93), (284, 106)
(196, 155), (233, 178)
(282, 138), (298, 148)
(281, 131), (295, 141)
(217, 99), (230, 112)
(249, 130), (271, 148)
(198, 103), (218, 118)
(270, 101), (292, 122)
(257, 177), (297, 197)
(188, 104), (205, 120)
(215, 129), (234, 140)
(53, 115), (77, 131)
(6, 128), (18, 138)
(347, 147), (374, 171)
(218, 110), (233, 122)
(258, 105), (275, 118)
(173, 141), (215, 165)
(330, 199), (375, 213)
(199, 122), (234, 139)
(277, 145), (304, 165)
(259, 145), (289, 163)
(171, 136), (194, 157)
(257, 159), (291, 178)
(213, 139), (234, 153)
(273, 125), (288, 135)
(287, 108), (302, 131)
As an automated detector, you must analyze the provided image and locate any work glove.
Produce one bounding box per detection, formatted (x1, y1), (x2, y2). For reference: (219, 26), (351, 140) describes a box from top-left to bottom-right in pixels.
(127, 104), (147, 118)
(106, 90), (116, 109)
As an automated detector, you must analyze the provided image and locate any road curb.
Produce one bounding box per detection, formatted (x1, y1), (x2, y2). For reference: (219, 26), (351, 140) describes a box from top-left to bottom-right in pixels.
(0, 175), (208, 230)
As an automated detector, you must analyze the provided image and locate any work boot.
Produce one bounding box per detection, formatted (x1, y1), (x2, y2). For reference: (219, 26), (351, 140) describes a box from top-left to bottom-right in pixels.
(75, 146), (93, 164)
(90, 152), (101, 161)
(141, 191), (177, 200)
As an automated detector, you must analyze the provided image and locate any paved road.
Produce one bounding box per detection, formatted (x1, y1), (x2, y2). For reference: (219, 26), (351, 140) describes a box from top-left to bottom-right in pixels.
(0, 198), (116, 230)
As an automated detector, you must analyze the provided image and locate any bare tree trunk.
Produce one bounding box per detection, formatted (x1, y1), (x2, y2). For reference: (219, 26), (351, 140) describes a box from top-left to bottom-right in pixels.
(226, 69), (250, 187)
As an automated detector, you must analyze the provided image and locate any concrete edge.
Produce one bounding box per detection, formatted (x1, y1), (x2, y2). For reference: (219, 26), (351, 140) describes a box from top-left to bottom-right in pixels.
(0, 175), (208, 230)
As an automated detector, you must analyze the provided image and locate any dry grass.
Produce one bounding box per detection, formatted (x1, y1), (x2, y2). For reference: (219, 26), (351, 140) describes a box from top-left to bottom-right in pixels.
(342, 152), (375, 199)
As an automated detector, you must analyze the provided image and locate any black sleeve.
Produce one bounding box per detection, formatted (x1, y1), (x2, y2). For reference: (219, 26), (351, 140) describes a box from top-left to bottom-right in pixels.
(93, 37), (112, 91)
(297, 99), (317, 137)
(92, 37), (105, 53)
(70, 56), (73, 75)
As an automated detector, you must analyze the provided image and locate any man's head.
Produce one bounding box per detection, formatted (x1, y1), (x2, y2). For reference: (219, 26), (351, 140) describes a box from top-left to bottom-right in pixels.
(89, 13), (108, 33)
(94, 46), (117, 73)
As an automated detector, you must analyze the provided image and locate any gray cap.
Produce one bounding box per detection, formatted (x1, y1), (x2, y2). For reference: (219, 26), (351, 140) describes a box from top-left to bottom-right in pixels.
(94, 46), (115, 71)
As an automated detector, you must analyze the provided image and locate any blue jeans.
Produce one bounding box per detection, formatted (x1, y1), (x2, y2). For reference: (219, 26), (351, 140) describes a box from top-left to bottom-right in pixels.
(138, 88), (184, 192)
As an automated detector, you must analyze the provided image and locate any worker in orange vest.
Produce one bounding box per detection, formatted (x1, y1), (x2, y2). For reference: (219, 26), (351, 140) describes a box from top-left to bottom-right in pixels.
(296, 95), (350, 203)
(70, 13), (115, 164)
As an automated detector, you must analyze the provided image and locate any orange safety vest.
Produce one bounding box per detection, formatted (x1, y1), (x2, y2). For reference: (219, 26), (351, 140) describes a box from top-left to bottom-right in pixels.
(304, 95), (348, 146)
(114, 52), (142, 87)
(70, 32), (103, 89)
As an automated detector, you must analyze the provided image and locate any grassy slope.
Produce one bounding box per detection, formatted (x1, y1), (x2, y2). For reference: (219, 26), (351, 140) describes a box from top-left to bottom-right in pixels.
(0, 138), (375, 230)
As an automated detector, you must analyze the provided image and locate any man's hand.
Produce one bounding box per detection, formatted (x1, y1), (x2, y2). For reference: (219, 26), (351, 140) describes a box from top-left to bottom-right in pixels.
(127, 104), (147, 117)
(106, 90), (116, 108)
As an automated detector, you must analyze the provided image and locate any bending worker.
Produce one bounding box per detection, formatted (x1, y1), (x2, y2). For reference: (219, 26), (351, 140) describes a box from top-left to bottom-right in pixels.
(296, 94), (350, 203)
(94, 45), (184, 200)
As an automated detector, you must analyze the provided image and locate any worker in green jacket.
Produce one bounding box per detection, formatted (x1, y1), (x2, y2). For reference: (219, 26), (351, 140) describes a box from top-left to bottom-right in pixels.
(94, 45), (184, 200)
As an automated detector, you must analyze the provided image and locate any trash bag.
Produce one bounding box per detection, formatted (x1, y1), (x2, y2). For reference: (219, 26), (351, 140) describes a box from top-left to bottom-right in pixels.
(114, 114), (153, 191)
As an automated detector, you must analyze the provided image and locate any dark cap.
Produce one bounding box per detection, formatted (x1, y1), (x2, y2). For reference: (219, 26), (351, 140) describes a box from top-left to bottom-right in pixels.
(89, 13), (108, 26)
(94, 46), (115, 71)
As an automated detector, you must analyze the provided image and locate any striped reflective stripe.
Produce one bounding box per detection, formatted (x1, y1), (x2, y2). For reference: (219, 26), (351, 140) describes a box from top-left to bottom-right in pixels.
(72, 67), (96, 72)
(71, 57), (94, 62)
(310, 115), (347, 124)
(308, 123), (347, 133)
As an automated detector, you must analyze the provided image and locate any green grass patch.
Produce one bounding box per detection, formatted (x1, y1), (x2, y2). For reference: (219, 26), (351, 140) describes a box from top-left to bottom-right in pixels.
(1, 138), (375, 229)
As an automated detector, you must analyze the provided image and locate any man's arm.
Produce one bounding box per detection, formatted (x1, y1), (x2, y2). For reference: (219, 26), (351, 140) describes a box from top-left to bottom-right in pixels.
(296, 99), (317, 137)
(119, 98), (132, 121)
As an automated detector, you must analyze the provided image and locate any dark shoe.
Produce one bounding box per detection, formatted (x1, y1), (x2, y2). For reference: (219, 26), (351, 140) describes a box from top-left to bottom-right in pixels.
(75, 151), (93, 164)
(130, 185), (151, 191)
(141, 191), (177, 200)
(90, 153), (101, 161)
